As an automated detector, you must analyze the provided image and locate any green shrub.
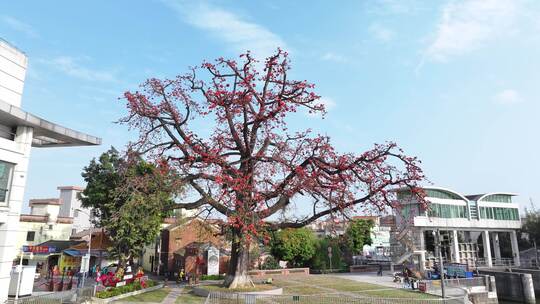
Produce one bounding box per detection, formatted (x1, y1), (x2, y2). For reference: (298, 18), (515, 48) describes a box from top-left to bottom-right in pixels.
(261, 256), (280, 270)
(94, 280), (156, 298)
(200, 274), (225, 280)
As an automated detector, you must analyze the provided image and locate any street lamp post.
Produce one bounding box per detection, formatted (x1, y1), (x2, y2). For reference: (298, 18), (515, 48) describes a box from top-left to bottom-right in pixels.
(74, 208), (93, 289)
(433, 229), (446, 299)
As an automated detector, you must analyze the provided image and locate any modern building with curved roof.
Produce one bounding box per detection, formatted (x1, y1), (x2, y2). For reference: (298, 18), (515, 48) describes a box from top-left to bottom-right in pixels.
(0, 39), (100, 301)
(394, 186), (521, 272)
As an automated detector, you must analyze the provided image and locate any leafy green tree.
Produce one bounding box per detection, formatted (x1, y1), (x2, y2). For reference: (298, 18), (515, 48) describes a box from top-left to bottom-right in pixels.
(344, 219), (374, 255)
(270, 228), (317, 267)
(309, 237), (346, 271)
(80, 147), (124, 224)
(520, 210), (539, 248)
(80, 148), (175, 265)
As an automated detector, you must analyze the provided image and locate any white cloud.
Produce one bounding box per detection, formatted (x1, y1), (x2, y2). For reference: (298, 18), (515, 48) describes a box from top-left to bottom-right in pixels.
(494, 89), (521, 105)
(321, 52), (348, 63)
(369, 23), (395, 42)
(425, 0), (518, 61)
(162, 0), (286, 59)
(307, 97), (336, 117)
(41, 57), (118, 82)
(1, 16), (38, 38)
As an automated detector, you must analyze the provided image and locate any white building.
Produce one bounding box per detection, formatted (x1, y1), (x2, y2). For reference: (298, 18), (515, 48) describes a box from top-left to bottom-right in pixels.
(0, 39), (100, 301)
(15, 185), (91, 261)
(394, 186), (521, 272)
(57, 186), (90, 234)
(15, 198), (73, 273)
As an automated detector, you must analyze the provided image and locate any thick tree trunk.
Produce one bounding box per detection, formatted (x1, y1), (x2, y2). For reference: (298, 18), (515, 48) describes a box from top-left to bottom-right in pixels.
(223, 230), (254, 288)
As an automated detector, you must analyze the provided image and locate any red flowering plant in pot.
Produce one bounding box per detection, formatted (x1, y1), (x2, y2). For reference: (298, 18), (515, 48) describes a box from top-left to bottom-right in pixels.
(121, 49), (426, 288)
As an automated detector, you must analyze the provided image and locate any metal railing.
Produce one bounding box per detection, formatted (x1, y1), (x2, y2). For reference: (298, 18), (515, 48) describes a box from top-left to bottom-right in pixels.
(491, 258), (515, 267)
(204, 292), (467, 304)
(421, 277), (487, 293)
(520, 258), (540, 269)
(5, 287), (94, 304)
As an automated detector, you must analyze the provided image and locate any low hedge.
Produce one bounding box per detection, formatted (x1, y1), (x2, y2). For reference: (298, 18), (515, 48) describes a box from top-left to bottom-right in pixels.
(95, 280), (156, 298)
(200, 274), (225, 281)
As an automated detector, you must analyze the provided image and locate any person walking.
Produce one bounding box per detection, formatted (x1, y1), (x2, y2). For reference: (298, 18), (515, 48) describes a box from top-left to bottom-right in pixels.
(76, 269), (82, 288)
(377, 263), (383, 276)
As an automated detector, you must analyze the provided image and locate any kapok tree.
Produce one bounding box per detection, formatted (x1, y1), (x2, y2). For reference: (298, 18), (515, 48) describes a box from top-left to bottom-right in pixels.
(121, 49), (425, 288)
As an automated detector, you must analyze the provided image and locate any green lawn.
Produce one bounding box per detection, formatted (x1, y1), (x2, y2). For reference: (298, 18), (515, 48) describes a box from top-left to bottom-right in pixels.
(169, 275), (440, 302)
(321, 282), (385, 292)
(281, 285), (328, 295)
(174, 291), (205, 304)
(200, 283), (276, 293)
(271, 275), (439, 299)
(119, 288), (170, 302)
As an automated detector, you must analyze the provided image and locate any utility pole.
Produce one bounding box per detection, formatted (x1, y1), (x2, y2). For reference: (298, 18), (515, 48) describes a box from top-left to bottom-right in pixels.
(436, 229), (446, 299)
(328, 246), (333, 272)
(534, 240), (539, 269)
(75, 208), (93, 289)
(530, 198), (539, 268)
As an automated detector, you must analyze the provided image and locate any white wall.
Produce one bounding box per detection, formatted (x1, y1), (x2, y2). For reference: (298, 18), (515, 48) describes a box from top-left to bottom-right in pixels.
(0, 40), (31, 303)
(58, 189), (76, 217)
(413, 216), (521, 229)
(0, 126), (32, 303)
(15, 221), (72, 251)
(0, 40), (27, 107)
(58, 187), (90, 233)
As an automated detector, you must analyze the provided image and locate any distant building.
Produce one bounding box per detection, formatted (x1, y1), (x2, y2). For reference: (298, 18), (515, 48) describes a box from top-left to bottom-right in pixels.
(308, 217), (348, 237)
(16, 198), (74, 259)
(0, 39), (100, 302)
(66, 229), (113, 270)
(394, 186), (522, 271)
(15, 186), (91, 262)
(358, 216), (393, 258)
(57, 186), (90, 234)
(308, 215), (394, 261)
(141, 218), (229, 276)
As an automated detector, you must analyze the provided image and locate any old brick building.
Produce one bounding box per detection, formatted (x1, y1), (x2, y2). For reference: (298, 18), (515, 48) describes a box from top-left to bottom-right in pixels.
(148, 218), (229, 276)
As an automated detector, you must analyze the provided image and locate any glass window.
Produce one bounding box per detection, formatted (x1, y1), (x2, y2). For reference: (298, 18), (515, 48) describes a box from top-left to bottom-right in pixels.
(401, 204), (419, 218)
(26, 231), (35, 241)
(428, 204), (467, 218)
(482, 207), (519, 220)
(397, 191), (412, 201)
(481, 194), (512, 203)
(425, 190), (463, 200)
(0, 161), (14, 204)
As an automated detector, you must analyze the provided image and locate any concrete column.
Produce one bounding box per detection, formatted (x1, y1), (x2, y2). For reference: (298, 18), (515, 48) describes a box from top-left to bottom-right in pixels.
(416, 250), (426, 272)
(0, 126), (33, 303)
(511, 230), (521, 267)
(482, 230), (493, 267)
(418, 229), (425, 251)
(492, 232), (501, 264)
(488, 275), (496, 292)
(452, 230), (460, 263)
(521, 273), (535, 303)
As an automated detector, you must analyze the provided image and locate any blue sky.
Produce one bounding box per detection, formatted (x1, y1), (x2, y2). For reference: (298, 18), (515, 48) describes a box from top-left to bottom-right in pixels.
(2, 0), (540, 213)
